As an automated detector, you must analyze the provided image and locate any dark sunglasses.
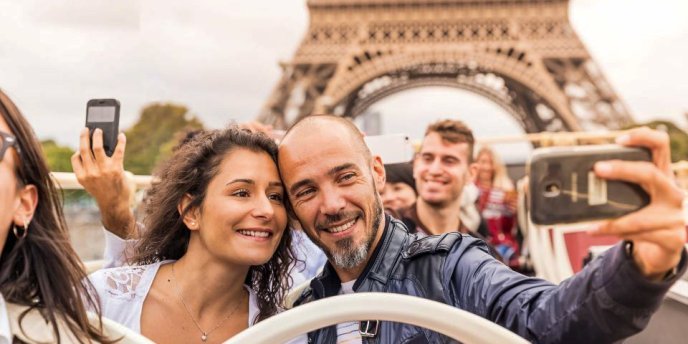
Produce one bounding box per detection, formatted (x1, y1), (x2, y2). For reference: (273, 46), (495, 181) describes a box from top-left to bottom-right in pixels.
(0, 130), (20, 162)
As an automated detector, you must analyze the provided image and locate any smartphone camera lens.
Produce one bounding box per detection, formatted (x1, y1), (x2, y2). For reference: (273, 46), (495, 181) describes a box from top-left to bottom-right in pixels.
(543, 181), (561, 198)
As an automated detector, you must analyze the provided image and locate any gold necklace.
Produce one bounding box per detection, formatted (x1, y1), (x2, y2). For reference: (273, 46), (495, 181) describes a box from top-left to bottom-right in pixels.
(170, 263), (244, 342)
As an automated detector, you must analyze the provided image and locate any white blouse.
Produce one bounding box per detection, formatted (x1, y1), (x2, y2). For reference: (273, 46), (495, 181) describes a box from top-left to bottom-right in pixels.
(89, 260), (262, 332)
(89, 261), (306, 343)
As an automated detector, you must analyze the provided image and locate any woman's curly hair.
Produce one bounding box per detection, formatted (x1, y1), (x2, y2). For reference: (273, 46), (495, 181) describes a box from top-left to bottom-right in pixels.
(133, 127), (295, 322)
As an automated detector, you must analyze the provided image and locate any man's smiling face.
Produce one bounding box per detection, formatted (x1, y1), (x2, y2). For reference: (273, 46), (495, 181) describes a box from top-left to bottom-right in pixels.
(414, 132), (471, 207)
(278, 117), (385, 272)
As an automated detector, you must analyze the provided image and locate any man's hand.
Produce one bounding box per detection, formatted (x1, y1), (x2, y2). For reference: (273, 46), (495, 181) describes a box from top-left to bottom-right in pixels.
(591, 127), (686, 280)
(71, 128), (136, 239)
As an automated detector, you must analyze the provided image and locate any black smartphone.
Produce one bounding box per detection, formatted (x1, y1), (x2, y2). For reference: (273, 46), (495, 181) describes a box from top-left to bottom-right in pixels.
(85, 99), (120, 157)
(528, 144), (651, 225)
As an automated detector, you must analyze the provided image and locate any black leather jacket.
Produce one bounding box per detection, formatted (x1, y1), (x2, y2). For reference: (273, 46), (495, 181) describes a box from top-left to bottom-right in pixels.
(293, 215), (686, 343)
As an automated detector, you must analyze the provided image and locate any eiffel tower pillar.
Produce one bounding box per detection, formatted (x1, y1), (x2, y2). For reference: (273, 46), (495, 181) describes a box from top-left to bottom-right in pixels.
(258, 0), (634, 133)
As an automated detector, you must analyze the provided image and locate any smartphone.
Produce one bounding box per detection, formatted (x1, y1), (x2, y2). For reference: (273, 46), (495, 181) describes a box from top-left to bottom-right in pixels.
(528, 144), (651, 225)
(85, 99), (120, 157)
(364, 134), (414, 164)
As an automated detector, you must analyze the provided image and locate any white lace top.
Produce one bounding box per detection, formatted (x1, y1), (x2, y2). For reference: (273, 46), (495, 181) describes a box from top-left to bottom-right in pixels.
(89, 261), (260, 333)
(95, 230), (307, 343)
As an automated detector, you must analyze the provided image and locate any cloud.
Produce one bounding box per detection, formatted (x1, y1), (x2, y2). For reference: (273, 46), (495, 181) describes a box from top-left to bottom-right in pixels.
(1, 0), (685, 149)
(26, 0), (140, 31)
(570, 0), (688, 123)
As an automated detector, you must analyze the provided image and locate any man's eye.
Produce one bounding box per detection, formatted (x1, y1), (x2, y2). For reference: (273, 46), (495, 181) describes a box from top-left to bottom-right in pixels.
(340, 173), (355, 182)
(296, 188), (315, 198)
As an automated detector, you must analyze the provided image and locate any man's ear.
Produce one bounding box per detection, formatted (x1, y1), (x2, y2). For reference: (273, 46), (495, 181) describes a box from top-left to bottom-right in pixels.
(178, 194), (200, 231)
(412, 153), (421, 180)
(13, 184), (38, 227)
(468, 163), (478, 182)
(371, 155), (386, 193)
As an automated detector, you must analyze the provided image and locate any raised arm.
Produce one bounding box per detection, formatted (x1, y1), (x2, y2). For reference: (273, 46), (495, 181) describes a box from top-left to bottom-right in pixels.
(71, 127), (137, 239)
(447, 127), (687, 343)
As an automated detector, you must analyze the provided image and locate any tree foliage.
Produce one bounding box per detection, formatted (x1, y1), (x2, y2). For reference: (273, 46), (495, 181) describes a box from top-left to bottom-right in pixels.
(627, 120), (688, 162)
(123, 103), (204, 174)
(41, 139), (75, 172)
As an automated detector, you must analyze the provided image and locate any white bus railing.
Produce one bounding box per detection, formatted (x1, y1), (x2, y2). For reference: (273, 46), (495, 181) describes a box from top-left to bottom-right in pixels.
(52, 172), (154, 191)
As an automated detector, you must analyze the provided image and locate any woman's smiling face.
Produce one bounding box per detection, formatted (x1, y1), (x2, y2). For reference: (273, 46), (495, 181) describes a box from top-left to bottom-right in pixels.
(190, 148), (288, 266)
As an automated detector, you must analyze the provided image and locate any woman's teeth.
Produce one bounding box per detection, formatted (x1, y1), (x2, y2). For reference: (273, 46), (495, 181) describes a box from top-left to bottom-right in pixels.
(238, 230), (270, 238)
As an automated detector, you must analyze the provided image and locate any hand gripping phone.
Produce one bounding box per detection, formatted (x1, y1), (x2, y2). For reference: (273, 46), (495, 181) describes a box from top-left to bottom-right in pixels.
(528, 144), (651, 225)
(85, 99), (120, 157)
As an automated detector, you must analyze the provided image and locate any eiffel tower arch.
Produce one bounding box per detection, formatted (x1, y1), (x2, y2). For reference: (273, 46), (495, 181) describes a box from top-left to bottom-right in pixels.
(258, 0), (634, 133)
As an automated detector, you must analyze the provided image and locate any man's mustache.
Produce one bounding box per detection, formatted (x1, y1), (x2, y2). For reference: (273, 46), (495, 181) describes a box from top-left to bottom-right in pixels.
(316, 210), (363, 230)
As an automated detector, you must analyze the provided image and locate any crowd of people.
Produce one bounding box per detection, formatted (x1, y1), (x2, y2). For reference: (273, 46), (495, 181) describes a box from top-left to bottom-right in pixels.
(0, 86), (686, 343)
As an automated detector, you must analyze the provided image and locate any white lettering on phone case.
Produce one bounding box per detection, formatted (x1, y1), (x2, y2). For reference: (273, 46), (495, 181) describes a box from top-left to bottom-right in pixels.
(588, 171), (607, 206)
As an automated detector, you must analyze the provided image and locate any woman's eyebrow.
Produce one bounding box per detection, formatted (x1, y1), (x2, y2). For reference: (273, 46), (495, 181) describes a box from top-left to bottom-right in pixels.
(226, 179), (253, 186)
(226, 179), (284, 188)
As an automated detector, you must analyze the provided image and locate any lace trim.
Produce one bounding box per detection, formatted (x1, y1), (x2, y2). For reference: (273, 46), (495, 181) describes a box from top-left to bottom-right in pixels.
(103, 266), (149, 300)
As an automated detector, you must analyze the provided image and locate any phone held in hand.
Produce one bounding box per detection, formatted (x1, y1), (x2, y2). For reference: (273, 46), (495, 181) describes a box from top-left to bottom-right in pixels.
(86, 99), (120, 157)
(528, 144), (651, 225)
(363, 134), (414, 164)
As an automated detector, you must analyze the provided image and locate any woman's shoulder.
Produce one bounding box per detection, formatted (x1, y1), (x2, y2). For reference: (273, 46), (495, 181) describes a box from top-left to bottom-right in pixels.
(6, 302), (82, 343)
(89, 261), (170, 301)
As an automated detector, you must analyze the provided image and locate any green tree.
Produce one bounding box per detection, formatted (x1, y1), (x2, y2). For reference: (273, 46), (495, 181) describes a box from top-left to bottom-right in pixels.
(627, 121), (688, 162)
(41, 139), (75, 172)
(124, 103), (204, 174)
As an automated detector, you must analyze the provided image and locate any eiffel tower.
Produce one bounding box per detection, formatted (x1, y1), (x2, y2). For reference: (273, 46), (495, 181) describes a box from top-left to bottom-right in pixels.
(258, 0), (633, 133)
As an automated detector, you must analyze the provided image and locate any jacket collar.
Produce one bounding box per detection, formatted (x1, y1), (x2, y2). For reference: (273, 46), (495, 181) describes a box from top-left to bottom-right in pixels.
(309, 215), (411, 298)
(401, 202), (469, 235)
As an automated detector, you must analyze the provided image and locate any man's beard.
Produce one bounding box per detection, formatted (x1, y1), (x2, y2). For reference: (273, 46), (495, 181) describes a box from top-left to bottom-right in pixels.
(421, 187), (463, 209)
(311, 193), (384, 271)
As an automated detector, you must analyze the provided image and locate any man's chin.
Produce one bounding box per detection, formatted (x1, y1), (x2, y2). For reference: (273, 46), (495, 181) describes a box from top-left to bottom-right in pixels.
(329, 240), (369, 270)
(422, 196), (448, 207)
(331, 252), (368, 270)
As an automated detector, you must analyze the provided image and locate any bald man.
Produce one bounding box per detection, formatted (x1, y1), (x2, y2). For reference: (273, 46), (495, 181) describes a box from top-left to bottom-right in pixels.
(278, 115), (686, 344)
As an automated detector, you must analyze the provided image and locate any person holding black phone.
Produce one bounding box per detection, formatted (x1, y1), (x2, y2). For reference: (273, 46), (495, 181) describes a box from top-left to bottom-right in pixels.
(87, 114), (686, 343)
(74, 126), (306, 343)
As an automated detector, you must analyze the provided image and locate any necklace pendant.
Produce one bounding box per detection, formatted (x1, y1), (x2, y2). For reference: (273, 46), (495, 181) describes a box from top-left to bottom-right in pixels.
(201, 333), (208, 342)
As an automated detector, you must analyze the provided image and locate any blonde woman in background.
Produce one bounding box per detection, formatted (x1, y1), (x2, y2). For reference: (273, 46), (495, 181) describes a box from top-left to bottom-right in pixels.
(473, 146), (521, 268)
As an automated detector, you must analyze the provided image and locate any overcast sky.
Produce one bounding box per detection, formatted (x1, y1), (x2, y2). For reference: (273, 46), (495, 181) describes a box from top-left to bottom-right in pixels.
(1, 0), (686, 159)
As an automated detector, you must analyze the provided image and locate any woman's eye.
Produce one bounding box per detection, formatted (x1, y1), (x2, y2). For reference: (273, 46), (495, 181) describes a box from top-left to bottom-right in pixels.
(269, 193), (284, 202)
(232, 189), (250, 197)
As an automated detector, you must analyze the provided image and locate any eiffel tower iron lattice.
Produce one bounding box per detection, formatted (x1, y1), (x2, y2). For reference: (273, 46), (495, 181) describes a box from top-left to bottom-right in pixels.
(258, 0), (634, 133)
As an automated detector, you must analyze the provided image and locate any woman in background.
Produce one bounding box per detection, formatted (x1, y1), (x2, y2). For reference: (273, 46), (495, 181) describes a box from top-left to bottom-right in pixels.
(473, 146), (520, 268)
(380, 162), (417, 214)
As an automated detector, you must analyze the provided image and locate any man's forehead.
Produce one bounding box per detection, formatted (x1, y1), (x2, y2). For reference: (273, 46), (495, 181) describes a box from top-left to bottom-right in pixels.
(421, 134), (469, 149)
(420, 134), (471, 158)
(280, 132), (351, 167)
(280, 128), (342, 156)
